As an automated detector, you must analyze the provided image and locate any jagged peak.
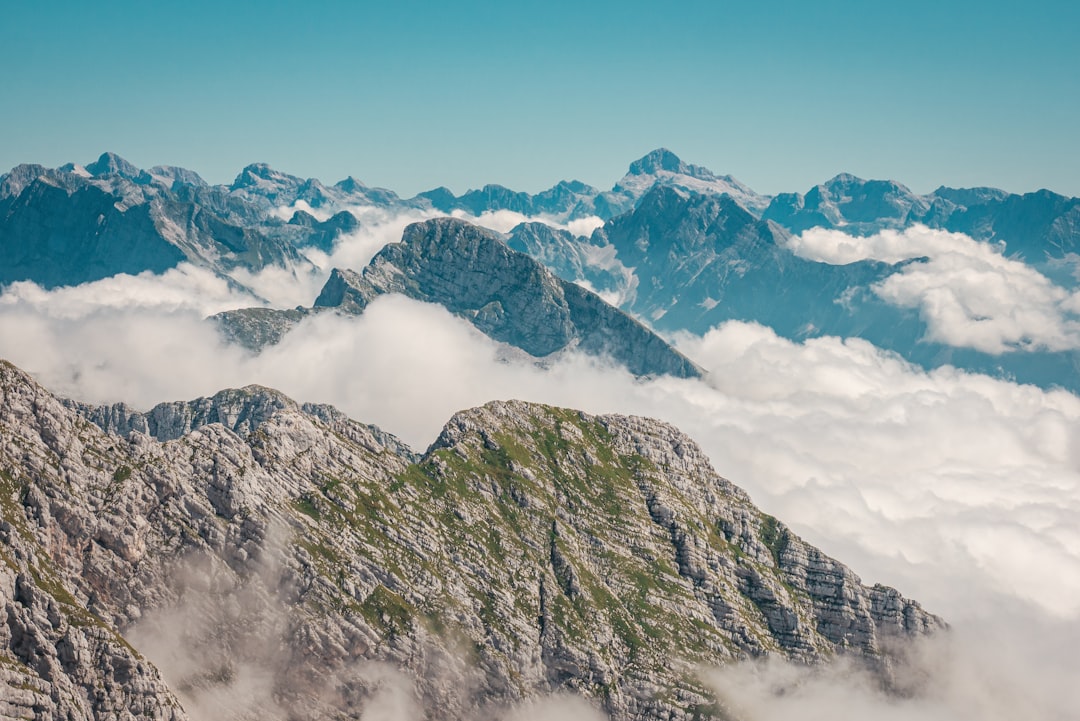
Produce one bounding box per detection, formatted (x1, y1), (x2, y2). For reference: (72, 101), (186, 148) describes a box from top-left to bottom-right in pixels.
(822, 172), (865, 187)
(334, 175), (369, 192)
(929, 185), (1010, 206)
(553, 179), (594, 193)
(289, 209), (318, 226)
(313, 267), (365, 308)
(230, 162), (302, 190)
(0, 357), (37, 387)
(147, 164), (208, 188)
(85, 151), (141, 179)
(0, 163), (50, 199)
(400, 215), (502, 244)
(628, 148), (691, 176)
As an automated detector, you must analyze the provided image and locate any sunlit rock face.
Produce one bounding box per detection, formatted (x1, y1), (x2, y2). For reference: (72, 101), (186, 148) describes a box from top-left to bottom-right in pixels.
(216, 217), (703, 380)
(0, 359), (940, 720)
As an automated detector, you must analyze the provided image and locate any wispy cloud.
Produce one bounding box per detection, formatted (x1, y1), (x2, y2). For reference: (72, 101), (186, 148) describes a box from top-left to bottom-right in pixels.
(787, 225), (1080, 353)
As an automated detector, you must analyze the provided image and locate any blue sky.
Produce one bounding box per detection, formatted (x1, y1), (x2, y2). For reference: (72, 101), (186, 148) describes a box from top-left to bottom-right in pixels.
(3, 0), (1077, 196)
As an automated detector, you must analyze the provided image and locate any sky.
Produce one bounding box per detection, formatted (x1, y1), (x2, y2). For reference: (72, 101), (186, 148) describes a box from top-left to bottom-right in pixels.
(2, 0), (1078, 197)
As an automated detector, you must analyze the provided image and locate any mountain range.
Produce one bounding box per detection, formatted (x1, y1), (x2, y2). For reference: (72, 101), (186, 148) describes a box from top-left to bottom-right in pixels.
(0, 359), (941, 720)
(3, 149), (1080, 391)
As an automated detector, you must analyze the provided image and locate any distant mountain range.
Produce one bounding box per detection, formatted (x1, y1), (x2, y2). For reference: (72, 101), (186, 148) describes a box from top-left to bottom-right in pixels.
(3, 149), (1080, 390)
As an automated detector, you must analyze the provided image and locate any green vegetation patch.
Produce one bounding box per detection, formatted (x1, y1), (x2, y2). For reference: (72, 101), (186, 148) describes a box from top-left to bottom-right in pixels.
(759, 514), (788, 565)
(360, 585), (414, 635)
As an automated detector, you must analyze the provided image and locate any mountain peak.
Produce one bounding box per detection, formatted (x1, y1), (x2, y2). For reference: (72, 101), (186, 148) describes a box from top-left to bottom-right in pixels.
(822, 172), (866, 187)
(85, 151), (141, 179)
(628, 148), (690, 176)
(231, 162), (275, 187)
(334, 176), (368, 193)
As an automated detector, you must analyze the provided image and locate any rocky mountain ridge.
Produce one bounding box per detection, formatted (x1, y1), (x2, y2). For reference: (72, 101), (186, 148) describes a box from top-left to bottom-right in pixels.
(215, 217), (703, 380)
(0, 359), (942, 719)
(0, 154), (325, 290)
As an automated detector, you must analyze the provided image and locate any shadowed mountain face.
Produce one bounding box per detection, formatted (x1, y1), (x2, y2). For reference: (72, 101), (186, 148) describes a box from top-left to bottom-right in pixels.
(0, 359), (942, 720)
(574, 185), (901, 339)
(217, 217), (703, 379)
(0, 154), (395, 291)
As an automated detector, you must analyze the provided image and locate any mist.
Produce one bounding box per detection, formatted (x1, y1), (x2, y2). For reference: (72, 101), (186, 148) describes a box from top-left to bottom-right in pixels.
(1, 219), (1078, 718)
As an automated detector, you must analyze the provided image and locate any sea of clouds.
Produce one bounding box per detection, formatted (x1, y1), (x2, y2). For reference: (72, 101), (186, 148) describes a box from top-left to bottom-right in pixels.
(1, 217), (1078, 719)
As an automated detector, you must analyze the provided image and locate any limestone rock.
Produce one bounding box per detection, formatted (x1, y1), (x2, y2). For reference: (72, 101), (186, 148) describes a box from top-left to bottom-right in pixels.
(0, 359), (943, 720)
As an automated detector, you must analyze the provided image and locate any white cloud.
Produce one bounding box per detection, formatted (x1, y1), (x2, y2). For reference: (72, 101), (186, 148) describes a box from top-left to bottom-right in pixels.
(0, 263), (255, 317)
(704, 615), (1080, 721)
(786, 225), (992, 265)
(564, 216), (605, 238)
(270, 198), (333, 222)
(450, 208), (604, 238)
(786, 225), (1080, 353)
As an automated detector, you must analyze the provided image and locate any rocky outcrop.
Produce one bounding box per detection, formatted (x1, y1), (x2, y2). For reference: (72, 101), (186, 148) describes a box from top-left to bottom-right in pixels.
(217, 217), (703, 379)
(64, 386), (417, 460)
(0, 359), (942, 720)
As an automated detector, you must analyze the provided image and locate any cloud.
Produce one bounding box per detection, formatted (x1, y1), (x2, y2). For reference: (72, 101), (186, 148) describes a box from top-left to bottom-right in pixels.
(449, 208), (604, 238)
(270, 199), (333, 222)
(3, 222), (1080, 717)
(704, 614), (1080, 721)
(499, 695), (608, 721)
(0, 263), (254, 317)
(786, 225), (1080, 353)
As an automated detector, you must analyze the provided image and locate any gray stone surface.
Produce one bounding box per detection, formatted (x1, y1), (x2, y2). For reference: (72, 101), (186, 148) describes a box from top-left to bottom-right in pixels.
(1, 359), (942, 720)
(219, 217), (703, 379)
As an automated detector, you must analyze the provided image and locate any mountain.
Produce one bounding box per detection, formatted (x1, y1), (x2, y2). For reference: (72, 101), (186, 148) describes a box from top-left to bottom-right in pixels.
(413, 148), (771, 221)
(762, 173), (1080, 268)
(216, 217), (703, 379)
(5, 149), (1078, 293)
(228, 162), (404, 211)
(0, 154), (316, 290)
(6, 150), (1080, 392)
(763, 174), (931, 234)
(564, 185), (899, 339)
(0, 359), (942, 719)
(0, 153), (390, 291)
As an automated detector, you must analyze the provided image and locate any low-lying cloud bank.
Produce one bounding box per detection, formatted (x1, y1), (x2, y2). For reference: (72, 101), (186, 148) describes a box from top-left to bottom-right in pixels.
(2, 237), (1079, 718)
(788, 225), (1080, 353)
(706, 613), (1080, 721)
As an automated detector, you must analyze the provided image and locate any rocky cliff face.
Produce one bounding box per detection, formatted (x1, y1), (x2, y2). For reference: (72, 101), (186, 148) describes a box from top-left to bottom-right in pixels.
(0, 360), (942, 720)
(584, 185), (900, 339)
(217, 217), (703, 379)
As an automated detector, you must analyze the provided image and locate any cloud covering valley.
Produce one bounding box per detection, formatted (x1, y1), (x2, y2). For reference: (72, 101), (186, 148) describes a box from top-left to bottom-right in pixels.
(1, 219), (1078, 718)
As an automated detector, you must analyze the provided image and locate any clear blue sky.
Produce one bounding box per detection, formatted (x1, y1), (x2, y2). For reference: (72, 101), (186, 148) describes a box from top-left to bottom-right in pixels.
(3, 0), (1078, 197)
